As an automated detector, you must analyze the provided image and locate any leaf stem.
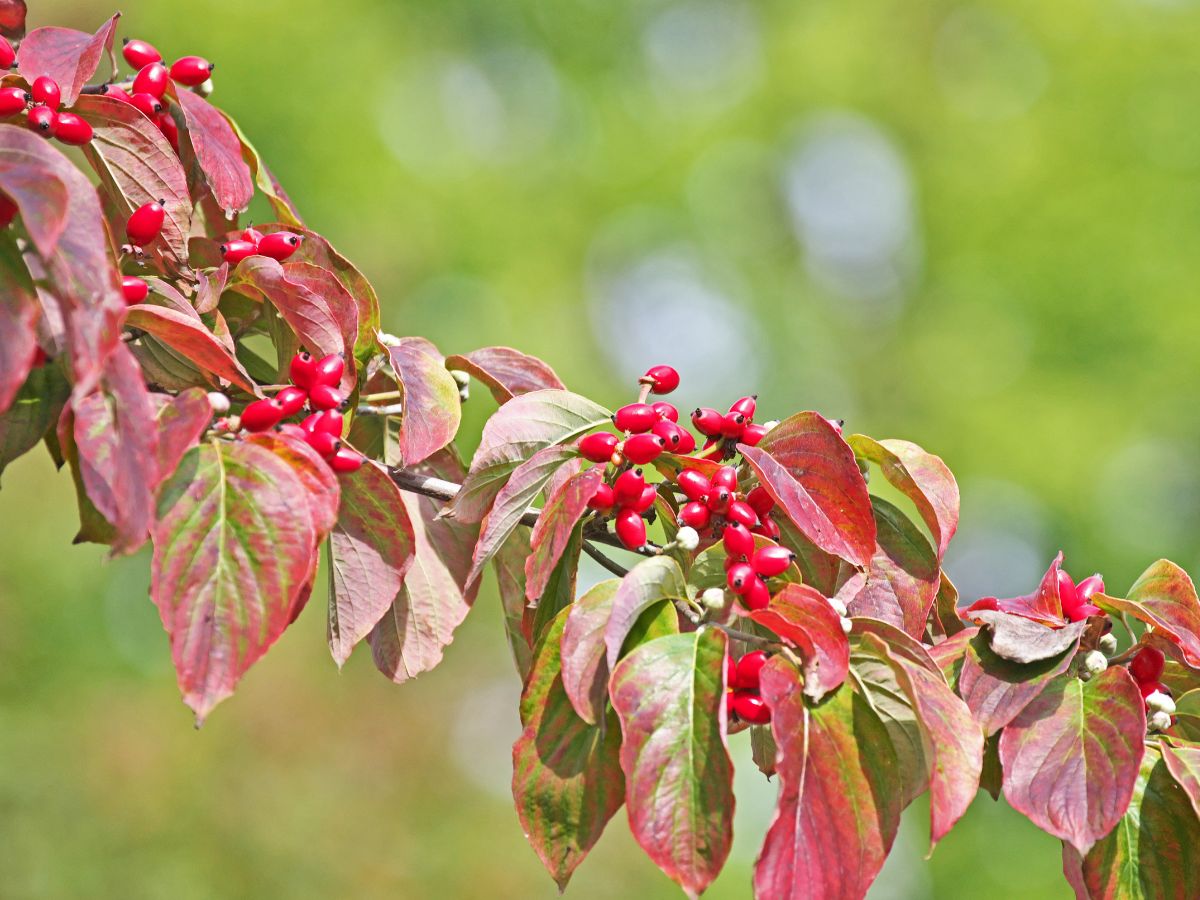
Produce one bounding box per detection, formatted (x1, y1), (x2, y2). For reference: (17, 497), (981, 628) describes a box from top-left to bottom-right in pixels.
(362, 390), (403, 402)
(708, 623), (780, 648)
(357, 402), (404, 416)
(582, 541), (629, 577)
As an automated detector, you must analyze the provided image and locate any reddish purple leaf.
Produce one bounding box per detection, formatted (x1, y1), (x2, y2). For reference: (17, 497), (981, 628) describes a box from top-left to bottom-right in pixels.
(512, 606), (624, 890)
(124, 305), (257, 394)
(173, 88), (254, 214)
(610, 629), (734, 898)
(16, 14), (118, 107)
(850, 617), (943, 675)
(928, 624), (978, 685)
(151, 388), (212, 481)
(406, 448), (480, 604)
(754, 658), (901, 900)
(370, 490), (473, 683)
(220, 119), (305, 228)
(327, 461), (417, 667)
(603, 556), (690, 670)
(151, 438), (324, 722)
(965, 552), (1065, 626)
(1096, 560), (1200, 668)
(560, 579), (621, 725)
(1000, 666), (1145, 855)
(194, 265), (227, 315)
(493, 525), (535, 678)
(740, 412), (875, 568)
(750, 583), (850, 701)
(931, 571), (966, 638)
(386, 337), (461, 466)
(0, 240), (39, 413)
(444, 346), (566, 404)
(0, 1), (26, 39)
(526, 468), (602, 602)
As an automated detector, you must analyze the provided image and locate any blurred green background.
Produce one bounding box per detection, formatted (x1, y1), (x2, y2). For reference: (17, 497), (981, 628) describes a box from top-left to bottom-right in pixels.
(4, 0), (1200, 895)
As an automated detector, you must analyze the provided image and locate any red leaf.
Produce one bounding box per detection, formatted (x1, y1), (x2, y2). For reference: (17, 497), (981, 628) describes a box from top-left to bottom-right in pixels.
(560, 579), (621, 725)
(1096, 559), (1200, 668)
(526, 468), (602, 602)
(610, 629), (734, 898)
(243, 432), (341, 537)
(848, 435), (959, 559)
(370, 491), (473, 683)
(754, 659), (902, 900)
(0, 239), (39, 413)
(151, 388), (212, 481)
(173, 89), (254, 215)
(327, 461), (417, 667)
(965, 552), (1065, 626)
(387, 337), (462, 466)
(124, 305), (257, 394)
(444, 346), (565, 404)
(406, 448), (480, 603)
(16, 14), (118, 107)
(750, 582), (850, 701)
(220, 119), (305, 228)
(851, 617), (943, 675)
(512, 606), (624, 890)
(1000, 666), (1145, 855)
(603, 556), (690, 671)
(0, 1), (26, 39)
(740, 412), (875, 568)
(151, 439), (323, 722)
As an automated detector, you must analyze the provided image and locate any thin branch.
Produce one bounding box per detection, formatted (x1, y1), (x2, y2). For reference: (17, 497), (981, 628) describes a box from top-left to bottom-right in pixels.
(708, 623), (780, 648)
(583, 541), (629, 577)
(362, 390), (402, 403)
(357, 402), (404, 416)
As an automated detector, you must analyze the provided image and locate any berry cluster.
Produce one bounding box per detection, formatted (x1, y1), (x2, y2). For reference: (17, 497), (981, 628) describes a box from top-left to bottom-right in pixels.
(724, 650), (771, 724)
(0, 74), (94, 146)
(238, 351), (363, 473)
(722, 535), (794, 611)
(101, 38), (214, 151)
(219, 226), (302, 267)
(675, 467), (778, 540)
(690, 395), (769, 461)
(1129, 646), (1176, 732)
(586, 467), (657, 550)
(1057, 568), (1105, 622)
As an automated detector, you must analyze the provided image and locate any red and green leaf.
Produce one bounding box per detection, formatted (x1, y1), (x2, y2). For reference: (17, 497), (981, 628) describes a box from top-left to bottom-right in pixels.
(386, 337), (462, 467)
(965, 552), (1065, 626)
(1096, 560), (1200, 668)
(173, 88), (254, 215)
(151, 388), (212, 481)
(0, 360), (69, 479)
(124, 305), (257, 393)
(0, 238), (39, 413)
(750, 582), (849, 701)
(444, 347), (565, 404)
(526, 468), (602, 602)
(603, 556), (689, 671)
(560, 579), (621, 725)
(15, 14), (118, 107)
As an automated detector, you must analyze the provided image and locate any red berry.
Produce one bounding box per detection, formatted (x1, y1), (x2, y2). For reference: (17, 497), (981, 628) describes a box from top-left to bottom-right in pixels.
(727, 500), (758, 529)
(679, 501), (711, 529)
(0, 193), (16, 228)
(123, 38), (162, 69)
(721, 411), (747, 439)
(651, 419), (683, 449)
(258, 231), (302, 261)
(727, 562), (755, 594)
(289, 351), (318, 389)
(643, 364), (680, 394)
(1076, 574), (1105, 602)
(1139, 680), (1168, 700)
(1067, 603), (1102, 622)
(735, 651), (768, 690)
(613, 469), (646, 507)
(276, 386), (308, 417)
(133, 62), (169, 99)
(692, 407), (724, 437)
(725, 654), (738, 687)
(652, 401), (679, 422)
(712, 466), (738, 492)
(170, 56), (215, 86)
(615, 508), (647, 550)
(675, 429), (697, 454)
(26, 105), (54, 135)
(741, 423), (768, 446)
(754, 516), (780, 540)
(0, 87), (28, 117)
(102, 84), (133, 103)
(723, 522), (755, 560)
(312, 353), (345, 387)
(241, 398), (285, 432)
(31, 76), (61, 110)
(579, 432), (619, 463)
(725, 689), (737, 719)
(241, 227), (265, 246)
(624, 433), (667, 465)
(126, 200), (166, 246)
(308, 383), (345, 411)
(742, 577), (771, 610)
(220, 239), (257, 265)
(51, 112), (93, 145)
(729, 395), (757, 419)
(746, 486), (774, 516)
(588, 483), (615, 511)
(752, 545), (795, 579)
(1057, 569), (1079, 612)
(0, 36), (14, 69)
(676, 469), (711, 503)
(157, 112), (179, 151)
(129, 92), (163, 118)
(305, 431), (341, 457)
(733, 691), (771, 724)
(632, 484), (658, 513)
(707, 487), (731, 514)
(329, 447), (365, 473)
(614, 402), (658, 434)
(303, 410), (343, 437)
(120, 276), (148, 304)
(1130, 646), (1165, 684)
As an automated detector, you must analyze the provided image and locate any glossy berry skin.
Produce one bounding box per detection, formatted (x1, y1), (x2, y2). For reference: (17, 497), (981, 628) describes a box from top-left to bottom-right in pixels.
(312, 353), (345, 387)
(31, 77), (61, 110)
(129, 92), (163, 118)
(258, 231), (302, 261)
(120, 276), (148, 304)
(643, 364), (680, 394)
(126, 201), (166, 246)
(26, 105), (54, 136)
(712, 466), (738, 492)
(133, 63), (170, 98)
(730, 396), (757, 419)
(735, 651), (769, 690)
(726, 500), (758, 529)
(0, 193), (16, 228)
(308, 383), (345, 411)
(720, 412), (747, 439)
(241, 227), (265, 246)
(692, 407), (724, 437)
(579, 432), (619, 463)
(170, 56), (215, 86)
(742, 577), (771, 611)
(1068, 603), (1101, 622)
(614, 508), (647, 550)
(302, 410), (343, 437)
(741, 423), (768, 446)
(613, 469), (646, 507)
(241, 398), (285, 432)
(588, 483), (615, 511)
(725, 654), (738, 688)
(733, 691), (771, 725)
(614, 403), (658, 434)
(632, 484), (658, 513)
(0, 87), (28, 117)
(103, 84), (133, 103)
(275, 386), (308, 417)
(725, 690), (737, 719)
(676, 469), (711, 503)
(157, 113), (179, 151)
(727, 562), (755, 595)
(1130, 647), (1165, 684)
(746, 485), (774, 516)
(706, 487), (731, 514)
(220, 239), (257, 265)
(674, 428), (697, 454)
(723, 522), (755, 560)
(51, 112), (93, 145)
(328, 448), (365, 473)
(0, 36), (14, 69)
(624, 432), (667, 465)
(123, 39), (162, 69)
(652, 401), (678, 422)
(651, 419), (685, 450)
(305, 431), (341, 457)
(679, 501), (711, 529)
(753, 517), (781, 541)
(753, 545), (795, 578)
(1076, 574), (1105, 602)
(289, 351), (317, 389)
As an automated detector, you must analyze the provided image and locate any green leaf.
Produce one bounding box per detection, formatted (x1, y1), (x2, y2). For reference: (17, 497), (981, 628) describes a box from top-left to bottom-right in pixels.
(560, 579), (621, 725)
(0, 361), (68, 481)
(493, 525), (535, 679)
(526, 468), (602, 602)
(603, 556), (689, 670)
(525, 523), (583, 645)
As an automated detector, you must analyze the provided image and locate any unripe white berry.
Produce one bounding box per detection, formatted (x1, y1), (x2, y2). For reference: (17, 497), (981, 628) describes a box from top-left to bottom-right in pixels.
(762, 420), (780, 432)
(1081, 650), (1108, 679)
(828, 597), (848, 617)
(379, 333), (402, 347)
(1098, 633), (1118, 656)
(840, 616), (853, 634)
(676, 526), (700, 551)
(701, 588), (726, 611)
(1148, 710), (1172, 733)
(206, 392), (230, 414)
(1146, 691), (1176, 715)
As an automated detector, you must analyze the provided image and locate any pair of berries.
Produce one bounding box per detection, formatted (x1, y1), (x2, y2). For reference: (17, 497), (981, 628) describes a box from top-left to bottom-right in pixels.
(220, 227), (302, 266)
(724, 536), (793, 611)
(675, 466), (778, 540)
(1128, 646), (1174, 727)
(607, 365), (696, 464)
(2, 76), (95, 145)
(588, 468), (657, 551)
(692, 395), (768, 460)
(121, 39), (214, 88)
(725, 650), (771, 724)
(1057, 569), (1105, 622)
